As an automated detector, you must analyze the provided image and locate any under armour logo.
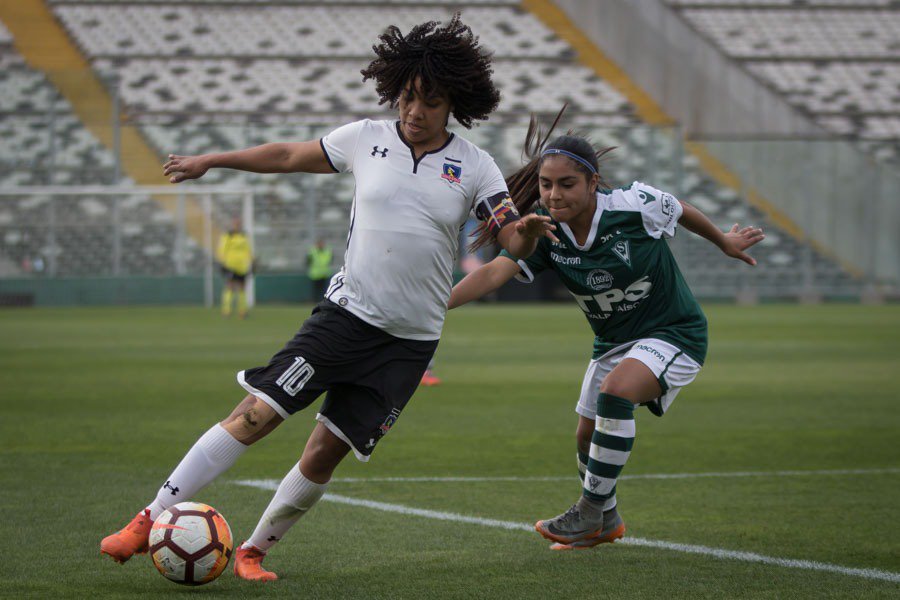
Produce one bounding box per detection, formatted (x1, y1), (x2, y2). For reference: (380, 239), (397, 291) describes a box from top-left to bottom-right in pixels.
(164, 480), (180, 496)
(587, 476), (602, 492)
(267, 536), (279, 542)
(371, 146), (389, 158)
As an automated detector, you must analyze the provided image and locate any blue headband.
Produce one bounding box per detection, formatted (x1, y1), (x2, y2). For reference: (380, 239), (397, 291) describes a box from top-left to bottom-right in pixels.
(541, 148), (597, 175)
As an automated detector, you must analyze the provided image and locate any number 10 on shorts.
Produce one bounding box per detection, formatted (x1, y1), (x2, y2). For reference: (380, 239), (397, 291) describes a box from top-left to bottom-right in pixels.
(276, 356), (315, 396)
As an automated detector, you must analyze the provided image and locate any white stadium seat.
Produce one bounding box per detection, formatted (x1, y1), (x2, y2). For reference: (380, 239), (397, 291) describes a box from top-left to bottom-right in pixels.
(0, 1), (874, 292)
(667, 2), (899, 160)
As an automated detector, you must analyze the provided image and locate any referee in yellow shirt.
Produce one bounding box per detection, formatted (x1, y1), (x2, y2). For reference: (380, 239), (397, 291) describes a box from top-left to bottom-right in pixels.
(217, 217), (253, 318)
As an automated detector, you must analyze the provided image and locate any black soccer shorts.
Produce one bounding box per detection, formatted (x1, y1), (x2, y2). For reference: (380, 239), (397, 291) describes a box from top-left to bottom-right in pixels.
(238, 300), (438, 461)
(220, 266), (247, 284)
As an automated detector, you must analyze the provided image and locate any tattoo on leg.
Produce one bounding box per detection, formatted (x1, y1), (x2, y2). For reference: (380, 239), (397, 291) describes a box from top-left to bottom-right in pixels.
(242, 410), (259, 427)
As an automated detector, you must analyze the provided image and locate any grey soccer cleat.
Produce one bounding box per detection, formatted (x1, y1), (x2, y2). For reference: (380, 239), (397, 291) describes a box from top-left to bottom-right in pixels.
(534, 498), (607, 545)
(548, 507), (626, 550)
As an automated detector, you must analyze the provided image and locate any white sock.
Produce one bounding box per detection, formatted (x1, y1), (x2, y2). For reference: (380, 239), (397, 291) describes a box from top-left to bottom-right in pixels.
(243, 464), (327, 552)
(146, 424), (247, 520)
(604, 494), (617, 512)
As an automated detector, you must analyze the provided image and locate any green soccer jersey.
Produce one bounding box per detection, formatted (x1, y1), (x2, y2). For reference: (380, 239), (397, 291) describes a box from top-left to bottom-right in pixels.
(500, 181), (708, 364)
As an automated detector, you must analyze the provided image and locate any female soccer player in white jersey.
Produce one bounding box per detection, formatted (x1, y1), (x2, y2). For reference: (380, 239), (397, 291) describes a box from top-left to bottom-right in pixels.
(449, 121), (764, 550)
(100, 15), (555, 580)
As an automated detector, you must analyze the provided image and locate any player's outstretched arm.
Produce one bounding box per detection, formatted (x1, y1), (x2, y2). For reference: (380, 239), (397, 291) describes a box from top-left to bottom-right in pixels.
(164, 140), (334, 183)
(496, 213), (558, 260)
(448, 256), (522, 309)
(678, 201), (764, 266)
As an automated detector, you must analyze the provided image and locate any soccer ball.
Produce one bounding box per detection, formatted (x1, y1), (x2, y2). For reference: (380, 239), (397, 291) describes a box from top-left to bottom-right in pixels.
(149, 502), (234, 586)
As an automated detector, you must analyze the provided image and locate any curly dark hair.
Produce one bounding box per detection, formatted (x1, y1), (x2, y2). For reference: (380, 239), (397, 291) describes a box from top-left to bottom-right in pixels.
(360, 13), (500, 128)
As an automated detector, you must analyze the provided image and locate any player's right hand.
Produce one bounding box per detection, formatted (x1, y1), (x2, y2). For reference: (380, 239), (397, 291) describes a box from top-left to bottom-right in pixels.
(163, 154), (209, 183)
(515, 213), (558, 243)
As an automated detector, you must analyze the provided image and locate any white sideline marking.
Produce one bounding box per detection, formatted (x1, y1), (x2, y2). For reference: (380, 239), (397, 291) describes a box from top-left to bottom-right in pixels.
(244, 467), (900, 484)
(234, 480), (900, 584)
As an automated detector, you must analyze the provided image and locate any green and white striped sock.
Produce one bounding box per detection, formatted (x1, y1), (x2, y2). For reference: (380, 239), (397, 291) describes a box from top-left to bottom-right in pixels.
(583, 393), (634, 503)
(577, 450), (589, 480)
(578, 450), (617, 510)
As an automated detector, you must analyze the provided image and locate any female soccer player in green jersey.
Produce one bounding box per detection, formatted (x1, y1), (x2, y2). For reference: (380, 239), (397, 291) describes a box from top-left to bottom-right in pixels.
(449, 125), (764, 550)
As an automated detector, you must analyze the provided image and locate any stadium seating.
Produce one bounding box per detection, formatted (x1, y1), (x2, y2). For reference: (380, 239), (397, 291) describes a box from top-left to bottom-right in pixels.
(666, 1), (900, 162)
(0, 183), (211, 278)
(50, 4), (571, 58)
(90, 57), (631, 119)
(667, 1), (895, 8)
(41, 0), (643, 276)
(49, 0), (520, 4)
(0, 38), (212, 277)
(0, 1), (865, 297)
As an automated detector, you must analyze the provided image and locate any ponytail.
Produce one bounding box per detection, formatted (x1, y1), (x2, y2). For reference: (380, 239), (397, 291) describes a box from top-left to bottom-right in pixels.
(469, 105), (614, 251)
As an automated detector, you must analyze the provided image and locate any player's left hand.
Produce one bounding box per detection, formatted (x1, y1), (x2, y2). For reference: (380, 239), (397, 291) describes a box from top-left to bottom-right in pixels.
(722, 223), (765, 266)
(515, 214), (558, 243)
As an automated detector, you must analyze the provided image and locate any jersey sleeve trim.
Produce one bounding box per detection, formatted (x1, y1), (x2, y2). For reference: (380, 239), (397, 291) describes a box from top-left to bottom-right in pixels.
(514, 259), (536, 283)
(319, 138), (339, 173)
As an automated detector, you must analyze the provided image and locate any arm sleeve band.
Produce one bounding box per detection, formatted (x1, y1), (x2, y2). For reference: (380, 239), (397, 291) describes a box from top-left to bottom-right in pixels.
(474, 192), (521, 234)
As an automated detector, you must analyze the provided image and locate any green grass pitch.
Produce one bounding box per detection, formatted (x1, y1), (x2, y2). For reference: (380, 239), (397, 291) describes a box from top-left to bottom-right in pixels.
(0, 303), (898, 598)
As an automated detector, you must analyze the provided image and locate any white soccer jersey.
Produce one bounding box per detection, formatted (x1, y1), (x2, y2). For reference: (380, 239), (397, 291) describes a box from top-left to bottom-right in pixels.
(320, 119), (508, 340)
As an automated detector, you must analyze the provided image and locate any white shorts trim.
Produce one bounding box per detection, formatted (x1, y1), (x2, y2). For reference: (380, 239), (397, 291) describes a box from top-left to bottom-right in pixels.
(575, 338), (701, 419)
(514, 259), (536, 283)
(315, 413), (370, 463)
(237, 370), (291, 420)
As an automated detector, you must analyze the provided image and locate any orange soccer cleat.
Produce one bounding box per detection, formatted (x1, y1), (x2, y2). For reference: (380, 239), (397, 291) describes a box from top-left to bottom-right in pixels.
(100, 509), (153, 564)
(419, 369), (442, 387)
(549, 523), (625, 550)
(234, 544), (278, 582)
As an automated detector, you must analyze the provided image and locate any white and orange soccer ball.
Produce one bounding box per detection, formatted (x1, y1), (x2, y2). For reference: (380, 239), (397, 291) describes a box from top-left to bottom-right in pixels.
(149, 502), (234, 586)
